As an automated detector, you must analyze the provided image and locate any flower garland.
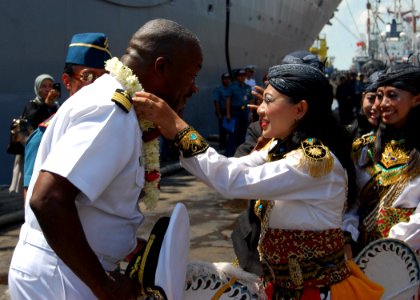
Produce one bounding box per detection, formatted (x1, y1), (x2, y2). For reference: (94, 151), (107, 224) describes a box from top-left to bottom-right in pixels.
(105, 57), (160, 209)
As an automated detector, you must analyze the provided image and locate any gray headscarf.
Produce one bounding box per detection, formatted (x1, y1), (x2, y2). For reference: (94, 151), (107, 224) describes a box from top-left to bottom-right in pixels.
(364, 70), (384, 93)
(280, 50), (324, 72)
(376, 65), (420, 96)
(267, 63), (332, 113)
(34, 74), (54, 101)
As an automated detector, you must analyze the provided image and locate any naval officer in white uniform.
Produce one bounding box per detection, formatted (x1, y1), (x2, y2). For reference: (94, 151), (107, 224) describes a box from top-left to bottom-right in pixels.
(8, 19), (203, 300)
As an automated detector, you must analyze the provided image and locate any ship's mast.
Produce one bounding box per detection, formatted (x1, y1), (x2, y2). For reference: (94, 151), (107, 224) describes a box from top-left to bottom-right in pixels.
(367, 1), (371, 58)
(410, 0), (417, 57)
(366, 0), (385, 61)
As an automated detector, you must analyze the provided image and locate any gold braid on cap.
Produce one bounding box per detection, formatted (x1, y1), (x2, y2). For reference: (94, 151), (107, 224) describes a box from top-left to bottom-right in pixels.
(174, 126), (209, 158)
(298, 138), (334, 177)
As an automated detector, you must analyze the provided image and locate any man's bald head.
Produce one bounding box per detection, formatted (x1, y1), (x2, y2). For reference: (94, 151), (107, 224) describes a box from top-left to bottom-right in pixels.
(121, 19), (203, 112)
(122, 19), (202, 69)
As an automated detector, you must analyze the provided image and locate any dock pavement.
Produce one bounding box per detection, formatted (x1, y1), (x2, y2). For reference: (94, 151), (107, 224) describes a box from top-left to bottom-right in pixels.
(0, 159), (247, 299)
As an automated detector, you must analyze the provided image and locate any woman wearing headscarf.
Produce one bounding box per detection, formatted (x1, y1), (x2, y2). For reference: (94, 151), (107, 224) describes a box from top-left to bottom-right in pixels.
(134, 63), (383, 299)
(22, 74), (60, 129)
(344, 64), (420, 256)
(8, 74), (59, 194)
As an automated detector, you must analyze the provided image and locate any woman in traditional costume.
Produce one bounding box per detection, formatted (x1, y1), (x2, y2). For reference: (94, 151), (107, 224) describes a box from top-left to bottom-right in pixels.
(344, 64), (420, 256)
(135, 63), (384, 299)
(346, 70), (382, 139)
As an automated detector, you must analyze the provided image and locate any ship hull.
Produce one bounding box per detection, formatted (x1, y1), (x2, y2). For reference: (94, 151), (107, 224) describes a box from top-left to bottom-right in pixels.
(0, 0), (340, 183)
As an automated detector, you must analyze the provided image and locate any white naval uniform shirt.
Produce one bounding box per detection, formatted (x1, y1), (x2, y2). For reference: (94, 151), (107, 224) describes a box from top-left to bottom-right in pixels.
(24, 73), (144, 267)
(180, 142), (347, 231)
(343, 144), (420, 250)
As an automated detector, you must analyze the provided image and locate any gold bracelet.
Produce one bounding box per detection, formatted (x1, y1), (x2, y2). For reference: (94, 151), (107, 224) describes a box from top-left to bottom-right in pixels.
(174, 126), (209, 158)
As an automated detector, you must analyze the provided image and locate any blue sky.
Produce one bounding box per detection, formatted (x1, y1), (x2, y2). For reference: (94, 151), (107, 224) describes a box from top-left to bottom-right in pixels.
(319, 0), (401, 70)
(320, 0), (369, 70)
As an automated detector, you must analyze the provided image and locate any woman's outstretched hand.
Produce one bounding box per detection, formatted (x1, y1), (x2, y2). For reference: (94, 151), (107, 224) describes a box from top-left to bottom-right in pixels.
(132, 91), (189, 140)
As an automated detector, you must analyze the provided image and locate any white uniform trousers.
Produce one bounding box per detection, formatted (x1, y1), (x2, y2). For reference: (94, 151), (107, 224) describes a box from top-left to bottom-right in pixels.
(8, 225), (96, 300)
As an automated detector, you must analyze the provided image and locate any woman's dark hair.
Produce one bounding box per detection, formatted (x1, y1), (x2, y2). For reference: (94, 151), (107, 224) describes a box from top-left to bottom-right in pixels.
(268, 63), (356, 207)
(292, 93), (356, 208)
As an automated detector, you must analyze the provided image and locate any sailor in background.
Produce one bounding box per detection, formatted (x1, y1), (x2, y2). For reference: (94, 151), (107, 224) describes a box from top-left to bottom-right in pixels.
(225, 69), (253, 157)
(23, 32), (112, 201)
(212, 72), (231, 151)
(244, 64), (257, 90)
(244, 65), (260, 122)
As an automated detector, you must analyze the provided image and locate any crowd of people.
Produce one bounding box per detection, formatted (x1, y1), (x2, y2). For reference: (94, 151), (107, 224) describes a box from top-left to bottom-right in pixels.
(211, 64), (394, 158)
(5, 17), (420, 300)
(212, 67), (257, 156)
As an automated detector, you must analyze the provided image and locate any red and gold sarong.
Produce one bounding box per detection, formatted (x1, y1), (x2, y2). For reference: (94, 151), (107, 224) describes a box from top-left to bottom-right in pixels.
(259, 228), (384, 299)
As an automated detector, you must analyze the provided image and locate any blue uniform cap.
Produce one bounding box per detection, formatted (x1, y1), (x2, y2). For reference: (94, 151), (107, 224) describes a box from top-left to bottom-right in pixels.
(65, 33), (112, 68)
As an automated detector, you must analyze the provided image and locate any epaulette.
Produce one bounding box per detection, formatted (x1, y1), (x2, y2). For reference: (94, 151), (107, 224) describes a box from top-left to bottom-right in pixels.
(298, 137), (334, 177)
(111, 89), (132, 113)
(38, 114), (55, 129)
(352, 132), (375, 152)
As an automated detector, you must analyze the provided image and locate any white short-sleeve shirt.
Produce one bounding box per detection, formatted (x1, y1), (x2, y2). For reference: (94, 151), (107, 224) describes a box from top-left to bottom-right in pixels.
(25, 74), (144, 262)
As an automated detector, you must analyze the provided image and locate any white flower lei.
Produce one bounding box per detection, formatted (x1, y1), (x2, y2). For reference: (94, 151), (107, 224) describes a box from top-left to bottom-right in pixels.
(105, 57), (160, 209)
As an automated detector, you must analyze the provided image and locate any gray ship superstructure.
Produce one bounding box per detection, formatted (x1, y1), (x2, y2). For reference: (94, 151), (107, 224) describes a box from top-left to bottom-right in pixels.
(353, 0), (419, 71)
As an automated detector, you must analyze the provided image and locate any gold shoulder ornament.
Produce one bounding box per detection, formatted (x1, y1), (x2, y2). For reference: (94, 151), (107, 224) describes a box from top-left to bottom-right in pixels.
(352, 132), (375, 152)
(111, 88), (132, 113)
(298, 138), (334, 177)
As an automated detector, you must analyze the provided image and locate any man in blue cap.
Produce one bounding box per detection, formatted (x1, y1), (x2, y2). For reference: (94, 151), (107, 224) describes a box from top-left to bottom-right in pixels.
(62, 32), (112, 95)
(212, 72), (231, 150)
(224, 68), (253, 157)
(22, 32), (111, 200)
(9, 19), (202, 300)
